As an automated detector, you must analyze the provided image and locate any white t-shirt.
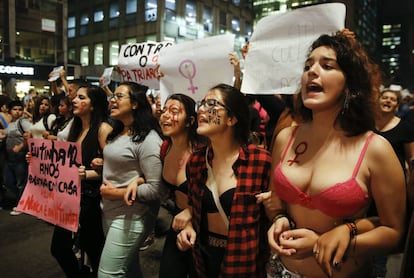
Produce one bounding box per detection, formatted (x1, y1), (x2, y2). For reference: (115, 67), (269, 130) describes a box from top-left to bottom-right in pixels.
(30, 114), (56, 139)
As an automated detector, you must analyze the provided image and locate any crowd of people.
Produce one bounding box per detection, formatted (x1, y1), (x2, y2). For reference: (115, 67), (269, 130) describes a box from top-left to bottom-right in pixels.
(0, 29), (413, 278)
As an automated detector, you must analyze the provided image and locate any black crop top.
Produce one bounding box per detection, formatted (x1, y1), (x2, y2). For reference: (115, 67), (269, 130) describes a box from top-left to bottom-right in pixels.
(162, 176), (188, 195)
(202, 185), (235, 217)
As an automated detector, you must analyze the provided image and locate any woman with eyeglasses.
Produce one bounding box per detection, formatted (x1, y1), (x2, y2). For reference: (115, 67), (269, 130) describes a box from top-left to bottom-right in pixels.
(176, 83), (271, 277)
(98, 81), (166, 278)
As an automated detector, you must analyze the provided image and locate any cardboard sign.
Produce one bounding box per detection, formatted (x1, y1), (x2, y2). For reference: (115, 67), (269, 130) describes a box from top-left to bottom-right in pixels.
(17, 139), (82, 232)
(158, 34), (235, 103)
(241, 3), (346, 95)
(118, 42), (173, 89)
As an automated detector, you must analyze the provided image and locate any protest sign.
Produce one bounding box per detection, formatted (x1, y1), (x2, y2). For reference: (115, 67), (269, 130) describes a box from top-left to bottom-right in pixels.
(16, 139), (82, 232)
(100, 67), (114, 87)
(48, 66), (64, 82)
(117, 42), (173, 89)
(158, 34), (235, 103)
(241, 3), (346, 95)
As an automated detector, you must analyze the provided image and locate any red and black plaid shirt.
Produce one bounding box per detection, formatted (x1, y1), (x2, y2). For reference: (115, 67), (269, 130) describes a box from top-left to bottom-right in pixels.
(187, 144), (271, 278)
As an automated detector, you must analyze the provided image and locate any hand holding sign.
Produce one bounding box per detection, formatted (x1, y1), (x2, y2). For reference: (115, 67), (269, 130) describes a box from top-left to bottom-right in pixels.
(17, 139), (82, 232)
(241, 3), (346, 95)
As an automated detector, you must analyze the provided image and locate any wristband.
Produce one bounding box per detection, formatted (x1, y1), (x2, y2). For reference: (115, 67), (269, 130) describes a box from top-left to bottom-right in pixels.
(272, 213), (296, 229)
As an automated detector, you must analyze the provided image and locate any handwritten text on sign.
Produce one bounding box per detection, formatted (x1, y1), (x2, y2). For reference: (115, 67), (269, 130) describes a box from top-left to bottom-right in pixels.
(118, 42), (173, 89)
(241, 3), (345, 95)
(17, 139), (82, 232)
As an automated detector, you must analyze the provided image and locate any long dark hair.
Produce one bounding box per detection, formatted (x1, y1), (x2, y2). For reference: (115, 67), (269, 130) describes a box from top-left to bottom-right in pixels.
(32, 95), (51, 123)
(296, 31), (376, 136)
(107, 81), (162, 142)
(163, 93), (207, 148)
(210, 83), (250, 145)
(67, 85), (109, 142)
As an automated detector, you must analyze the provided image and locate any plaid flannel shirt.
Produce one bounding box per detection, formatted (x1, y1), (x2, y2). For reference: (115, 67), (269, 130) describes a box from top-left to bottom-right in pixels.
(187, 144), (271, 278)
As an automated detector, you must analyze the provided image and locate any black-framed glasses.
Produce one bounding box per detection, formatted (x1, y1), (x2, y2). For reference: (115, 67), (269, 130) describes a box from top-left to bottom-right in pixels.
(110, 93), (130, 101)
(196, 98), (231, 113)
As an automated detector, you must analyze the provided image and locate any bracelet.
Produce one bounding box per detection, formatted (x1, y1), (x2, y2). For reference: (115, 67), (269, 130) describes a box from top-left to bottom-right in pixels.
(344, 220), (358, 239)
(84, 171), (87, 180)
(344, 220), (358, 260)
(272, 213), (296, 229)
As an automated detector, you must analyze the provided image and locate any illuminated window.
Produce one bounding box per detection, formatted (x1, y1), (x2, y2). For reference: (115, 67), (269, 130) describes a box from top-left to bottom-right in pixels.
(94, 10), (104, 22)
(68, 49), (76, 62)
(80, 14), (89, 25)
(110, 2), (120, 28)
(245, 21), (252, 37)
(126, 38), (137, 44)
(94, 43), (103, 65)
(185, 1), (196, 26)
(145, 0), (157, 22)
(80, 46), (89, 66)
(110, 2), (120, 18)
(126, 0), (137, 14)
(80, 13), (88, 36)
(109, 41), (119, 66)
(68, 16), (76, 38)
(232, 17), (240, 33)
(166, 0), (176, 21)
(203, 6), (212, 33)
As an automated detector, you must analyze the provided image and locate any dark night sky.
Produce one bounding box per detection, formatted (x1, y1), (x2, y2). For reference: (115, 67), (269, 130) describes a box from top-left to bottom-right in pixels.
(382, 0), (414, 16)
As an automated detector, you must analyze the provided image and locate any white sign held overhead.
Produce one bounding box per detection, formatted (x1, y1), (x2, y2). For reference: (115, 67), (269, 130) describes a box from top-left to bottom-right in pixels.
(158, 34), (235, 104)
(100, 67), (113, 87)
(241, 3), (346, 95)
(48, 66), (63, 82)
(117, 42), (173, 89)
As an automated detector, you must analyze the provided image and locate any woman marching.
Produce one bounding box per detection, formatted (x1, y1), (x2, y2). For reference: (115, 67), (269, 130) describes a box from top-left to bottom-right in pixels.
(98, 82), (165, 277)
(176, 84), (271, 277)
(267, 30), (406, 277)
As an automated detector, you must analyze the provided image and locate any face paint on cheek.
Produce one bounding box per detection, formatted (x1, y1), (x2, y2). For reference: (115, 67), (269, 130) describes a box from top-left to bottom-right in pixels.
(207, 109), (221, 125)
(171, 113), (179, 123)
(77, 102), (87, 114)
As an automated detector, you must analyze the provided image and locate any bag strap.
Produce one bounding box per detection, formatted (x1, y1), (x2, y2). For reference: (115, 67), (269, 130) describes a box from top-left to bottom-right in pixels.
(17, 118), (25, 135)
(205, 148), (229, 229)
(0, 113), (8, 129)
(43, 115), (51, 131)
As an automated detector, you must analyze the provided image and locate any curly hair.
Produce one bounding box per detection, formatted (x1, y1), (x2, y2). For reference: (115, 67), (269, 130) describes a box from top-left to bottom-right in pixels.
(296, 30), (377, 136)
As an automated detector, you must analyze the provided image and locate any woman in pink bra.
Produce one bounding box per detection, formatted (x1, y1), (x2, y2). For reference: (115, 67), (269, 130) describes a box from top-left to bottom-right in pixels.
(267, 30), (406, 277)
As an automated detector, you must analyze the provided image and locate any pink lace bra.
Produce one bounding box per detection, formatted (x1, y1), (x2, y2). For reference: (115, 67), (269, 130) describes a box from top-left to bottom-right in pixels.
(273, 127), (371, 218)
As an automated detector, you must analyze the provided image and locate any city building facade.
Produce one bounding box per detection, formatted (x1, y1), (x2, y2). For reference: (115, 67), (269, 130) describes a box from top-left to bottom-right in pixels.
(67, 0), (254, 82)
(0, 0), (73, 99)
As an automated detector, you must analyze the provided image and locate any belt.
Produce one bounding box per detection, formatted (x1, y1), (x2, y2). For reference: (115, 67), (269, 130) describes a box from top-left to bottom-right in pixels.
(208, 234), (227, 248)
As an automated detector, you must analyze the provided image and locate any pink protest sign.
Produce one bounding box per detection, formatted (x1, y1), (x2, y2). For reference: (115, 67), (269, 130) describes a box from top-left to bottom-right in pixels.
(17, 139), (82, 232)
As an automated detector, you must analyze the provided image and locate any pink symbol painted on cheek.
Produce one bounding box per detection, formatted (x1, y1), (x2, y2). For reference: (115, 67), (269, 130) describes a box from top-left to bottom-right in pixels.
(178, 59), (198, 94)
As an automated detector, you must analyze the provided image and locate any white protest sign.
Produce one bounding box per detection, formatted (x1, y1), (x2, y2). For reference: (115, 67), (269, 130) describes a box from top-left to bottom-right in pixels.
(48, 66), (64, 82)
(241, 3), (346, 95)
(117, 42), (173, 89)
(100, 67), (113, 87)
(158, 34), (235, 103)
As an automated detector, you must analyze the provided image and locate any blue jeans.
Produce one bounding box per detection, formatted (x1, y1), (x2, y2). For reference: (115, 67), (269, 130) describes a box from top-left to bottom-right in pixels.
(98, 212), (154, 278)
(3, 153), (28, 202)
